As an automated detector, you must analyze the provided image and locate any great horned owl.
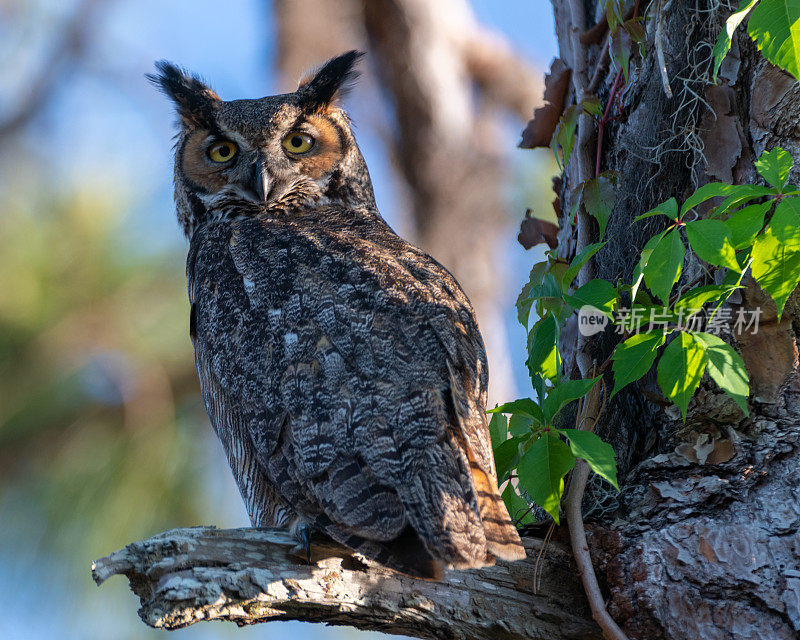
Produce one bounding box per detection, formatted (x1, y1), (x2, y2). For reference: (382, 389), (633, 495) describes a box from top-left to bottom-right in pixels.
(149, 51), (525, 579)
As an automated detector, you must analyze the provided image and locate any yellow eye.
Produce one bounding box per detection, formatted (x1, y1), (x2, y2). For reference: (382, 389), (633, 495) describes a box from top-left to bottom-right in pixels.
(207, 140), (237, 163)
(282, 132), (315, 154)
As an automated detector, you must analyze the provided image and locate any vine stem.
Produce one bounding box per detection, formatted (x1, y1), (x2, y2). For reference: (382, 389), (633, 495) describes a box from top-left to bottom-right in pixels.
(564, 383), (628, 640)
(594, 0), (640, 178)
(596, 70), (623, 177)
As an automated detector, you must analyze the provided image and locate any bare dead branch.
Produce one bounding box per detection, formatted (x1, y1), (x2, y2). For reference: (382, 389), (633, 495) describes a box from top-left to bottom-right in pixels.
(273, 0), (365, 90)
(461, 29), (543, 119)
(0, 0), (104, 142)
(92, 526), (601, 640)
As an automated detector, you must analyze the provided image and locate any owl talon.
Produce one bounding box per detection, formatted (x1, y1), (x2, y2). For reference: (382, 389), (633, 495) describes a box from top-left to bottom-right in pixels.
(298, 525), (312, 563)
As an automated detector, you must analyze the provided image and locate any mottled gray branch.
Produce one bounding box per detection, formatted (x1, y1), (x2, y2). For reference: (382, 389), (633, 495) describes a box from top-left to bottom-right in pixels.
(92, 526), (601, 640)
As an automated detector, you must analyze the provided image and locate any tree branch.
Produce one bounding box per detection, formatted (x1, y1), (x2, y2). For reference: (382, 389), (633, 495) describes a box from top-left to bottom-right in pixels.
(92, 526), (601, 640)
(0, 0), (104, 143)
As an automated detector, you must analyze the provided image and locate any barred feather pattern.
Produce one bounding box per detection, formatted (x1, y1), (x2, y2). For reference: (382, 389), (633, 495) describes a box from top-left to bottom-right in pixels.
(188, 205), (526, 579)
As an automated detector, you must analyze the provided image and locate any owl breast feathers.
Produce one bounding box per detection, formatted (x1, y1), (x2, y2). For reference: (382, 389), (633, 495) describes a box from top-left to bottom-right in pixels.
(151, 51), (525, 579)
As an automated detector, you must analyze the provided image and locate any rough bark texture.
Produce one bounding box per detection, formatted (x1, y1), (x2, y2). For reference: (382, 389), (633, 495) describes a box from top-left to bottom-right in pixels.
(549, 1), (800, 638)
(92, 526), (601, 640)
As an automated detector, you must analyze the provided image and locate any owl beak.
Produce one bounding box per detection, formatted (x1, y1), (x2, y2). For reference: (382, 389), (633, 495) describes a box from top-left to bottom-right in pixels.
(253, 154), (270, 203)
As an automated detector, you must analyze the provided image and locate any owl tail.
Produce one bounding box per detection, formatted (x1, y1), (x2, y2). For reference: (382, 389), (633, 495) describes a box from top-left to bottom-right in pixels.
(444, 363), (526, 563)
(467, 454), (527, 562)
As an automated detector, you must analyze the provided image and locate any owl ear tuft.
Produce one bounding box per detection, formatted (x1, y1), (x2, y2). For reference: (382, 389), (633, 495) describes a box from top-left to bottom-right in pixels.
(297, 50), (364, 111)
(147, 61), (222, 128)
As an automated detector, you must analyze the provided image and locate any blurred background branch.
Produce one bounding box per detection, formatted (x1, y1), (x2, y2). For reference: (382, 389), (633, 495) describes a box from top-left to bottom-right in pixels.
(275, 0), (542, 401)
(0, 0), (104, 142)
(0, 1), (554, 639)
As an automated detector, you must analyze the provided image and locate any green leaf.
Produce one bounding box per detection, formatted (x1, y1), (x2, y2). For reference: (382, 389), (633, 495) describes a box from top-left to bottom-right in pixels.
(714, 185), (775, 217)
(657, 332), (708, 420)
(748, 1), (800, 84)
(582, 175), (615, 239)
(634, 197), (678, 222)
(564, 279), (618, 318)
(494, 435), (526, 482)
(673, 285), (739, 312)
(501, 482), (536, 526)
(644, 230), (685, 303)
(548, 257), (570, 289)
(517, 270), (563, 331)
(768, 196), (800, 249)
(530, 374), (546, 406)
(755, 147), (794, 190)
(517, 432), (576, 524)
(563, 242), (606, 288)
(691, 332), (750, 415)
(712, 0), (761, 82)
(581, 96), (603, 117)
(724, 201), (771, 248)
(681, 182), (751, 217)
(542, 377), (602, 422)
(605, 0), (625, 30)
(610, 25), (632, 82)
(624, 18), (646, 47)
(551, 105), (580, 169)
(685, 219), (741, 270)
(751, 226), (800, 318)
(560, 429), (619, 489)
(720, 267), (745, 287)
(488, 412), (508, 450)
(516, 262), (549, 327)
(487, 398), (545, 424)
(611, 331), (665, 397)
(509, 414), (534, 437)
(528, 315), (561, 381)
(632, 230), (668, 303)
(528, 273), (564, 302)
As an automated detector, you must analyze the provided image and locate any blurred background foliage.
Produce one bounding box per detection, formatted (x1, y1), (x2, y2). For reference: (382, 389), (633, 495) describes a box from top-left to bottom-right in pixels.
(0, 0), (556, 638)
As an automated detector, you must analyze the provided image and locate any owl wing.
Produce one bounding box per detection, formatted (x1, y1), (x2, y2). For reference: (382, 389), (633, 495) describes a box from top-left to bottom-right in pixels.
(190, 212), (523, 577)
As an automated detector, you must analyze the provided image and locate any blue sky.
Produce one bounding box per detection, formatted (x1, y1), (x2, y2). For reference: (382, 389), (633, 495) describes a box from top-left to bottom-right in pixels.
(0, 2), (558, 639)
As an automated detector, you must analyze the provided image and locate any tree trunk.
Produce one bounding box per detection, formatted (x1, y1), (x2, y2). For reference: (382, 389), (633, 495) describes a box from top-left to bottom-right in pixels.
(549, 1), (800, 638)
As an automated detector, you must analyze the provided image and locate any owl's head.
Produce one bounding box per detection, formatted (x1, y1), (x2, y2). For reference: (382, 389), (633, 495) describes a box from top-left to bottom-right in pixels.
(148, 50), (374, 237)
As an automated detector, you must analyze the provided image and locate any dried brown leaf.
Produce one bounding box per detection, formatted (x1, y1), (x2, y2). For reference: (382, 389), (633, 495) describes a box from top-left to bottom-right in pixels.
(518, 209), (559, 250)
(520, 58), (571, 149)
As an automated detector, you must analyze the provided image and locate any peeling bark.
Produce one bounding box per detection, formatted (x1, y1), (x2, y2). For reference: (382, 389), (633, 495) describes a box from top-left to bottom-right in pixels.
(92, 527), (601, 640)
